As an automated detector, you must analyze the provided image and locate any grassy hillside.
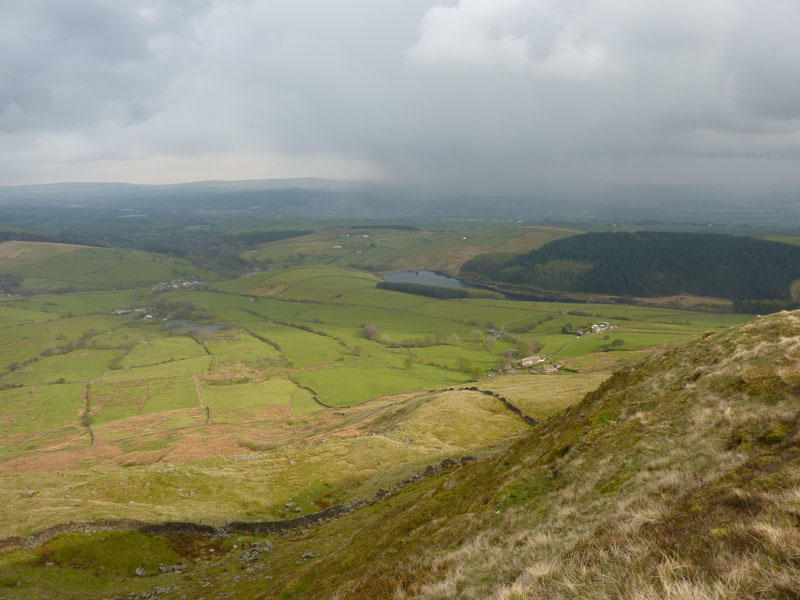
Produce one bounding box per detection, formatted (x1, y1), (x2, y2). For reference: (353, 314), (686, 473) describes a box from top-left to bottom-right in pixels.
(1, 309), (797, 598)
(462, 231), (800, 302)
(0, 241), (212, 293)
(243, 225), (578, 273)
(285, 310), (800, 599)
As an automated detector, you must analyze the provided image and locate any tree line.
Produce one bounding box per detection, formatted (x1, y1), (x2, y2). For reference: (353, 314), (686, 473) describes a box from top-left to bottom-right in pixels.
(460, 232), (800, 303)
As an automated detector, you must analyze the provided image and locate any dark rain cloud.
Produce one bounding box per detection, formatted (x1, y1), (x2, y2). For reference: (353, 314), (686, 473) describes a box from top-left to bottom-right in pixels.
(1, 0), (800, 189)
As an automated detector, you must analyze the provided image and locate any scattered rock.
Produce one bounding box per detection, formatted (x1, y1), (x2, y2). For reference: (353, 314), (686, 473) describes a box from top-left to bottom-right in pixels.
(302, 552), (315, 559)
(158, 563), (187, 573)
(23, 490), (37, 498)
(135, 567), (147, 577)
(239, 542), (272, 564)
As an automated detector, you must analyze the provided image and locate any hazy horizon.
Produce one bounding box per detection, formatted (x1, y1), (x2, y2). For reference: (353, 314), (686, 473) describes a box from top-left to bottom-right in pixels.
(3, 1), (800, 196)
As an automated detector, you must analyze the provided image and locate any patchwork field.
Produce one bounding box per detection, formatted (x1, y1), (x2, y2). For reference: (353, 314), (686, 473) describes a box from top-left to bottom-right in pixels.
(242, 225), (579, 273)
(0, 259), (750, 542)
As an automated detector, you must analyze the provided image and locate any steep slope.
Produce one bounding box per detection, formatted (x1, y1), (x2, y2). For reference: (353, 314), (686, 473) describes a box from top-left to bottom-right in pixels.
(2, 312), (800, 599)
(280, 310), (800, 598)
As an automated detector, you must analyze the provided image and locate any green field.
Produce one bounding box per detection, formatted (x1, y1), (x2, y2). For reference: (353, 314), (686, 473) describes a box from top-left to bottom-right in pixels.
(0, 241), (212, 292)
(0, 241), (752, 547)
(3, 220), (790, 600)
(242, 225), (579, 273)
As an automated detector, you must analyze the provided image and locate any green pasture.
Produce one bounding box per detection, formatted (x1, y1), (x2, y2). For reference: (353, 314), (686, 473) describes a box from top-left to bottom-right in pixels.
(295, 361), (470, 406)
(163, 289), (307, 323)
(142, 376), (200, 414)
(10, 247), (211, 291)
(202, 330), (284, 368)
(202, 377), (320, 422)
(245, 226), (576, 273)
(0, 383), (85, 436)
(244, 321), (350, 368)
(4, 349), (122, 385)
(3, 290), (141, 317)
(96, 355), (212, 383)
(120, 336), (206, 369)
(0, 305), (54, 326)
(239, 266), (381, 301)
(0, 257), (758, 504)
(0, 240), (82, 273)
(410, 344), (499, 372)
(41, 314), (121, 338)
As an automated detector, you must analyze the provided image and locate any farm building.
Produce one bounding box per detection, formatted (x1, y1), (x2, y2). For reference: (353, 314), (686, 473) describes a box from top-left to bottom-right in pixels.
(519, 356), (546, 367)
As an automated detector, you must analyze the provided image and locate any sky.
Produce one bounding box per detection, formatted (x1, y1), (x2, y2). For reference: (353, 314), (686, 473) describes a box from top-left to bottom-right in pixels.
(2, 0), (800, 192)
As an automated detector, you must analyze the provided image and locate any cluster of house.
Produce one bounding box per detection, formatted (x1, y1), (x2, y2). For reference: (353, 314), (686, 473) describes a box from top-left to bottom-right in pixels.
(151, 278), (205, 293)
(518, 355), (561, 374)
(111, 307), (157, 320)
(576, 322), (614, 336)
(111, 308), (147, 315)
(333, 233), (371, 253)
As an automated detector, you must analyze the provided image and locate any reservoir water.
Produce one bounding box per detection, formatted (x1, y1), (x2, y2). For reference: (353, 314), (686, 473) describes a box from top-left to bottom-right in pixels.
(380, 269), (578, 303)
(381, 270), (479, 289)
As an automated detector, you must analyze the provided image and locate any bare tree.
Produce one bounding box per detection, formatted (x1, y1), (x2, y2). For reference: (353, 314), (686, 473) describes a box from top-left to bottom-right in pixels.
(363, 322), (380, 340)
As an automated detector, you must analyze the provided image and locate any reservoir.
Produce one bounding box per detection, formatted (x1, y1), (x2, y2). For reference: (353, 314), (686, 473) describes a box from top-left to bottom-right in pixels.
(380, 269), (579, 303)
(381, 269), (479, 289)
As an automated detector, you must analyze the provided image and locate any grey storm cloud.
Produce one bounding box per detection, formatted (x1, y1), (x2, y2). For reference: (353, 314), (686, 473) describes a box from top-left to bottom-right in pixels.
(1, 0), (800, 188)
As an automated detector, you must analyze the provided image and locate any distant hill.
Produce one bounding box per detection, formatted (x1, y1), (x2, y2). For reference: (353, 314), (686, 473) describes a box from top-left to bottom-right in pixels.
(0, 240), (211, 293)
(461, 231), (800, 301)
(5, 178), (800, 225)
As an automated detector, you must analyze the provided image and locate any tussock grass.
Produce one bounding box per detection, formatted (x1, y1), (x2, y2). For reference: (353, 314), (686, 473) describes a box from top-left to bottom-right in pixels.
(243, 310), (800, 600)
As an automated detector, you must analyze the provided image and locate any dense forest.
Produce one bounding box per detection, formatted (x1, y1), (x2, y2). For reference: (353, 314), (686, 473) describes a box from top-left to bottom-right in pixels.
(460, 232), (800, 302)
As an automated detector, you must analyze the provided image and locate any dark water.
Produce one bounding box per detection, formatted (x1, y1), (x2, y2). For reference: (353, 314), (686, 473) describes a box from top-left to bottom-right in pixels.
(381, 270), (479, 289)
(381, 269), (579, 303)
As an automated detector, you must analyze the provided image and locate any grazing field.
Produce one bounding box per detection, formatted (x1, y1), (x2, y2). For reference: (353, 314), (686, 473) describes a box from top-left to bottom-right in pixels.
(0, 241), (211, 292)
(0, 257), (750, 541)
(243, 225), (579, 273)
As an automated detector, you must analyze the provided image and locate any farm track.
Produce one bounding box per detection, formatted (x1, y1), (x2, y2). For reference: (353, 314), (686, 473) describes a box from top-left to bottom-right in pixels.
(192, 374), (205, 409)
(0, 455), (478, 552)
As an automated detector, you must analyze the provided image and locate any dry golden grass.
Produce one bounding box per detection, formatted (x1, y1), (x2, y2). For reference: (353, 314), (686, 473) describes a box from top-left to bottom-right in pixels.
(338, 311), (800, 600)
